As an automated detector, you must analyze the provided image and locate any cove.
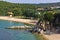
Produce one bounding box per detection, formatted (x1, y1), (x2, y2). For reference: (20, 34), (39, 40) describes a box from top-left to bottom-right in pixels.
(0, 20), (36, 40)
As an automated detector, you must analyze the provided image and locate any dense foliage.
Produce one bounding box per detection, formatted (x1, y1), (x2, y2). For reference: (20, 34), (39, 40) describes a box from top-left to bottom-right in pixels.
(44, 11), (54, 22)
(0, 1), (60, 19)
(0, 1), (37, 18)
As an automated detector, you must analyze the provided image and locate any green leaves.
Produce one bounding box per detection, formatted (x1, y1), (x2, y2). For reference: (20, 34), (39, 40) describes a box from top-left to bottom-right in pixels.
(44, 11), (54, 22)
(0, 1), (36, 16)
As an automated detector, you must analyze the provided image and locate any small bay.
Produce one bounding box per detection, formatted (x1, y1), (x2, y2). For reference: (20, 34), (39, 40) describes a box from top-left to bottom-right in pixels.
(0, 20), (36, 40)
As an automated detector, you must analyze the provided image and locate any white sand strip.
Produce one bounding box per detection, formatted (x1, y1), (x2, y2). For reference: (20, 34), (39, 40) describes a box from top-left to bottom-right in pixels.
(0, 16), (37, 25)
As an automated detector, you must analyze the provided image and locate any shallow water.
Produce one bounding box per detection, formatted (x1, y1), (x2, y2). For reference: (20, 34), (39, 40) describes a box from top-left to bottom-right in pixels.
(0, 20), (36, 40)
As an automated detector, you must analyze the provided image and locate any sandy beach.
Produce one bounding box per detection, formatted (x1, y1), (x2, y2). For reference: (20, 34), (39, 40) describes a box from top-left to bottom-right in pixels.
(0, 16), (60, 40)
(44, 34), (60, 40)
(0, 16), (38, 25)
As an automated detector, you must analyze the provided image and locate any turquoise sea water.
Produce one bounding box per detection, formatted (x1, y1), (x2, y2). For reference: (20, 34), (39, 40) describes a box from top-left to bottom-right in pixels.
(0, 20), (36, 40)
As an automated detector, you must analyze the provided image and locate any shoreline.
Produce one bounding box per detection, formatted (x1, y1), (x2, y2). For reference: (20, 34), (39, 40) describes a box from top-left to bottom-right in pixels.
(1, 16), (60, 40)
(34, 33), (48, 40)
(44, 34), (60, 40)
(0, 16), (38, 25)
(0, 16), (48, 40)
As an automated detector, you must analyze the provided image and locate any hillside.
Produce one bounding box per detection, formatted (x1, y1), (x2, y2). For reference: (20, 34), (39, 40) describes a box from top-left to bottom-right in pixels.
(0, 1), (36, 16)
(0, 1), (60, 8)
(0, 1), (60, 16)
(0, 1), (36, 8)
(34, 2), (60, 7)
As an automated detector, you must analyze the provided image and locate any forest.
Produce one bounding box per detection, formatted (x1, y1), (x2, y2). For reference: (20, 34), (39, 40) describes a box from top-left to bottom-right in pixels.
(0, 1), (60, 19)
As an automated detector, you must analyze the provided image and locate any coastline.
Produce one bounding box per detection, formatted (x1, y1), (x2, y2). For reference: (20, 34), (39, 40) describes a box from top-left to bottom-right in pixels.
(0, 16), (48, 40)
(0, 16), (38, 25)
(34, 33), (48, 40)
(44, 34), (60, 40)
(1, 16), (60, 40)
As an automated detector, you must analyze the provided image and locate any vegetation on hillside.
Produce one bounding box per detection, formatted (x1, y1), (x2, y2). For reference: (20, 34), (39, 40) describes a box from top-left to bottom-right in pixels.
(0, 1), (60, 20)
(0, 1), (37, 18)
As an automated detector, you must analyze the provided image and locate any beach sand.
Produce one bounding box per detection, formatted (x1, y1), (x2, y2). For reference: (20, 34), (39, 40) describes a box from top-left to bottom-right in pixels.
(0, 16), (37, 25)
(0, 16), (60, 40)
(44, 34), (60, 40)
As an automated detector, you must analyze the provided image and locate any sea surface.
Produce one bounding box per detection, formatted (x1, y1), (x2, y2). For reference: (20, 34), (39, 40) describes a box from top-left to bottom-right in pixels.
(0, 20), (36, 40)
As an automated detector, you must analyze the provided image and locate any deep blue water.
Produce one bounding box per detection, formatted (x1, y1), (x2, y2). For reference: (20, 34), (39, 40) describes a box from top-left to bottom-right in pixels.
(0, 20), (36, 40)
